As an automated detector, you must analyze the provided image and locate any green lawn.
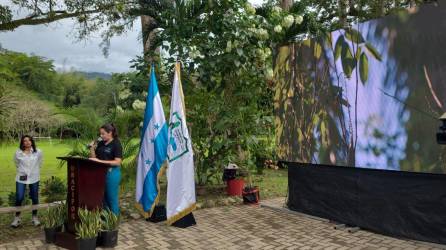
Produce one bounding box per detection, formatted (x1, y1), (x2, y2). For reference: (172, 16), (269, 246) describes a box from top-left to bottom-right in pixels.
(0, 140), (73, 202)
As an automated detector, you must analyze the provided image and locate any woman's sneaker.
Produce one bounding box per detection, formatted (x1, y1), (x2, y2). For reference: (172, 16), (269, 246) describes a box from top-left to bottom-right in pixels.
(10, 216), (21, 228)
(32, 216), (41, 226)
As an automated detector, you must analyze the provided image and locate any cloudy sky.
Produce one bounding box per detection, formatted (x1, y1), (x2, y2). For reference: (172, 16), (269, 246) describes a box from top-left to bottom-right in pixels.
(0, 17), (142, 73)
(0, 0), (264, 73)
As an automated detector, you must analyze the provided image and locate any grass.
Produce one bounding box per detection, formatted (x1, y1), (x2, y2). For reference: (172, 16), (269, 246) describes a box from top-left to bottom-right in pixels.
(0, 140), (73, 202)
(119, 168), (288, 213)
(251, 168), (288, 199)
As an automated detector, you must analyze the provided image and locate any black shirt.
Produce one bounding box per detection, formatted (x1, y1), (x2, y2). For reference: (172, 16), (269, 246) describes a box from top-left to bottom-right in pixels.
(95, 139), (123, 161)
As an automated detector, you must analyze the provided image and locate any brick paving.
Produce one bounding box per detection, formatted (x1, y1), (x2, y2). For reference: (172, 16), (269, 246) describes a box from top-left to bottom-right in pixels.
(0, 198), (445, 250)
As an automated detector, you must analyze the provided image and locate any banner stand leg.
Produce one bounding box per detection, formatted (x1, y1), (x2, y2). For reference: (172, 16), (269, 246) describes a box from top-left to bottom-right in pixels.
(146, 204), (167, 223)
(172, 213), (196, 228)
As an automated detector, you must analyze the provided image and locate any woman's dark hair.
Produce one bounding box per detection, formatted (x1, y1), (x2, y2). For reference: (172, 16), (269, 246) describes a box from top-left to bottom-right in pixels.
(100, 123), (118, 138)
(19, 135), (37, 153)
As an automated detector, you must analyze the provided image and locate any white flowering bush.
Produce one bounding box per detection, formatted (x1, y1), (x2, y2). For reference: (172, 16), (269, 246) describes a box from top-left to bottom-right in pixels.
(282, 15), (294, 28)
(118, 88), (131, 100)
(274, 25), (283, 33)
(147, 0), (310, 184)
(132, 99), (146, 110)
(295, 15), (304, 25)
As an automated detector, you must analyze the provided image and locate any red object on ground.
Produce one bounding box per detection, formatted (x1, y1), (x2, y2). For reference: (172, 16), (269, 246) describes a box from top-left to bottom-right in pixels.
(226, 179), (245, 196)
(243, 186), (260, 204)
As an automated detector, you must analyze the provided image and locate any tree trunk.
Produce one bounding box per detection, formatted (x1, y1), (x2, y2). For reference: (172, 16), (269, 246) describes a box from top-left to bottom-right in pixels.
(141, 15), (152, 57)
(338, 0), (348, 28)
(140, 15), (160, 63)
(280, 0), (293, 11)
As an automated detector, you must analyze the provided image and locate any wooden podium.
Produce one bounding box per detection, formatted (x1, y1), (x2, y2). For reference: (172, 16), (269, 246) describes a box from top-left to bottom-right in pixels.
(55, 157), (110, 250)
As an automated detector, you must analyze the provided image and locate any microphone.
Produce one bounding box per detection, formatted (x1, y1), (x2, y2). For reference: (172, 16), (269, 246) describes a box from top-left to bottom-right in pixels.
(87, 137), (103, 149)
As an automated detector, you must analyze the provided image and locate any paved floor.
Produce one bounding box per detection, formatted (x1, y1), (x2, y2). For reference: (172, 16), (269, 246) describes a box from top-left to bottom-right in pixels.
(0, 198), (444, 250)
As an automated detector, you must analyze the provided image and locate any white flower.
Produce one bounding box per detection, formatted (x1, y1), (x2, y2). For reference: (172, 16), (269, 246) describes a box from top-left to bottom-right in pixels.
(132, 99), (146, 110)
(272, 6), (282, 13)
(256, 48), (265, 60)
(264, 48), (271, 57)
(274, 25), (283, 33)
(245, 3), (256, 15)
(282, 15), (294, 28)
(254, 28), (269, 40)
(116, 106), (124, 113)
(226, 41), (232, 52)
(295, 15), (304, 25)
(118, 89), (131, 100)
(265, 68), (274, 80)
(188, 46), (203, 59)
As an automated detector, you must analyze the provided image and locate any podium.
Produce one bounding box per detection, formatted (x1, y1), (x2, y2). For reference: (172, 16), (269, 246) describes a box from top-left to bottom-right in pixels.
(55, 157), (110, 250)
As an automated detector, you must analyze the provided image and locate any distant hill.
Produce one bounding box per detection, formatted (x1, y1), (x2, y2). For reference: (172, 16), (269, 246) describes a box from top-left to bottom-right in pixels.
(75, 71), (112, 80)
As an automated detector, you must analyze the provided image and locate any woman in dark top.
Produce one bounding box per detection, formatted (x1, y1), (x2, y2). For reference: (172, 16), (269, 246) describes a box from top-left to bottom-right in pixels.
(89, 123), (122, 215)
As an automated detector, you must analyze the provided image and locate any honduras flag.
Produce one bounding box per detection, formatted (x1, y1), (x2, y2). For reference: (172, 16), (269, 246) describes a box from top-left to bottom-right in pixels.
(135, 66), (168, 218)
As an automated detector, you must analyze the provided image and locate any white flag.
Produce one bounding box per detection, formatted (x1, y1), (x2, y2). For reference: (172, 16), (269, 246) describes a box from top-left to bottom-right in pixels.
(166, 62), (196, 225)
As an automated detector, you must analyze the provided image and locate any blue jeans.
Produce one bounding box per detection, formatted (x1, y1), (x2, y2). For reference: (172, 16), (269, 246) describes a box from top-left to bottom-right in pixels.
(104, 167), (121, 215)
(15, 181), (39, 216)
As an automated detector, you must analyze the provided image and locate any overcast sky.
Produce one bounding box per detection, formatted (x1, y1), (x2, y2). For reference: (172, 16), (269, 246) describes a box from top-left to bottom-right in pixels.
(0, 17), (143, 73)
(0, 0), (264, 73)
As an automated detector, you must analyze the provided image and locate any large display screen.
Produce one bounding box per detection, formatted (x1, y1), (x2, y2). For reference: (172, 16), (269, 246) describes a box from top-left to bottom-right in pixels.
(274, 2), (446, 174)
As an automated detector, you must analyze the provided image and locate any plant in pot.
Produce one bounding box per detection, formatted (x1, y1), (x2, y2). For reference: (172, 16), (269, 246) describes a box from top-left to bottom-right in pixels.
(42, 202), (65, 243)
(98, 209), (120, 248)
(226, 166), (248, 196)
(242, 174), (260, 205)
(75, 208), (101, 250)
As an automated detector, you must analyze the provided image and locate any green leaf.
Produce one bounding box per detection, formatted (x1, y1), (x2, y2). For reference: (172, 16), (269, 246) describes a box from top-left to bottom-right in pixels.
(323, 32), (333, 49)
(345, 28), (365, 44)
(365, 43), (382, 61)
(355, 47), (362, 60)
(334, 35), (344, 61)
(314, 42), (322, 59)
(341, 42), (354, 78)
(321, 121), (328, 146)
(359, 52), (369, 84)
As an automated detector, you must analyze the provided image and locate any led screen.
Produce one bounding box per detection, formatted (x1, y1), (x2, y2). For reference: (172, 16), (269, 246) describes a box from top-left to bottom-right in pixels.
(274, 2), (446, 173)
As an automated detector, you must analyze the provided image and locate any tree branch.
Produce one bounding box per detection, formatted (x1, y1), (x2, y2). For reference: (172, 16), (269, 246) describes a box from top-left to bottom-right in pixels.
(0, 9), (101, 31)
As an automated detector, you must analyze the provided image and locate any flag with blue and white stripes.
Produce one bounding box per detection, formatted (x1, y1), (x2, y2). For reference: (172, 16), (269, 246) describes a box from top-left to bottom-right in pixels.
(135, 66), (168, 217)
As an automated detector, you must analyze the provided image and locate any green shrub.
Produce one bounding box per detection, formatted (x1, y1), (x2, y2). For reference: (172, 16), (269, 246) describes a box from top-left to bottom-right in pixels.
(7, 191), (31, 206)
(100, 209), (120, 231)
(75, 208), (101, 239)
(0, 196), (3, 206)
(41, 176), (67, 203)
(42, 202), (66, 228)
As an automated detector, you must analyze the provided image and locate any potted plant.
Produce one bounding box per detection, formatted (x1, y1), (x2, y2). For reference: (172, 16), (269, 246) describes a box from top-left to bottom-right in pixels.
(226, 166), (248, 196)
(75, 208), (101, 250)
(242, 175), (260, 204)
(98, 209), (119, 248)
(42, 203), (65, 243)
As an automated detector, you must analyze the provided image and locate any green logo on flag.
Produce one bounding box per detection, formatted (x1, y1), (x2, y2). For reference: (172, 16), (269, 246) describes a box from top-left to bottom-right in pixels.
(168, 112), (189, 162)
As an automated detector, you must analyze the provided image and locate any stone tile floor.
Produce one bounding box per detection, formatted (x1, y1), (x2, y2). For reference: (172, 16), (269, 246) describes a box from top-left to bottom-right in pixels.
(1, 198), (444, 250)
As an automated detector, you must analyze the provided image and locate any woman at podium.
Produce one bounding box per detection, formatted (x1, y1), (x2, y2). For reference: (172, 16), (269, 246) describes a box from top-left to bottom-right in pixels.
(88, 123), (122, 215)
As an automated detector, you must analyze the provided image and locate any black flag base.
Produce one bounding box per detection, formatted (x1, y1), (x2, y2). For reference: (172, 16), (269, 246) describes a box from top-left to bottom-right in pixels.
(146, 204), (167, 223)
(172, 213), (196, 228)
